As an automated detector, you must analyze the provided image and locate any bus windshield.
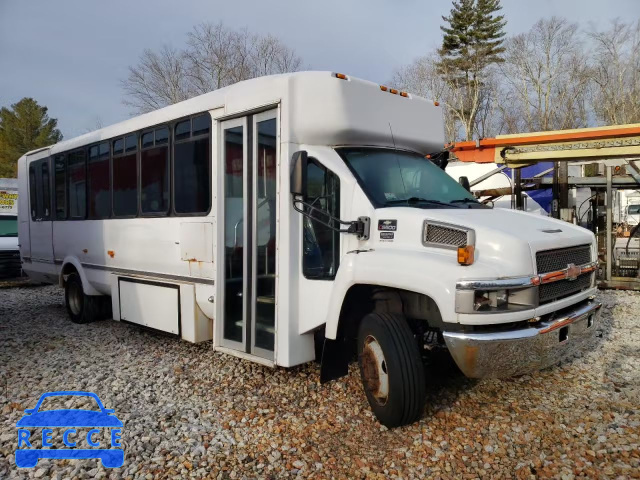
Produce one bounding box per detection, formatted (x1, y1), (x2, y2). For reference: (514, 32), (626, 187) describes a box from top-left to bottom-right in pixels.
(337, 148), (483, 209)
(0, 215), (18, 237)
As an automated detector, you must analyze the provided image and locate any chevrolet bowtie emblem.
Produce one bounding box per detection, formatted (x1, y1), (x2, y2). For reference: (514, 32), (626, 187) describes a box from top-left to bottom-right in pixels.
(566, 263), (581, 281)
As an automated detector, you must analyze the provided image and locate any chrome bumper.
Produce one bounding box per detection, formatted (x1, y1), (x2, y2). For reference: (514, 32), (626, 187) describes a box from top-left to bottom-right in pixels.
(443, 299), (602, 378)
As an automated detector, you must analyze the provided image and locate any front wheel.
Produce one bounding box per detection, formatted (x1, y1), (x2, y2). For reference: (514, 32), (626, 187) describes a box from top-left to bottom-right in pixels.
(357, 312), (426, 428)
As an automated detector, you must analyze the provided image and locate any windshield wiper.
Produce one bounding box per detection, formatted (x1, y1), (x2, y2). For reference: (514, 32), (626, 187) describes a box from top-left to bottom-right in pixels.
(386, 197), (461, 208)
(450, 198), (479, 204)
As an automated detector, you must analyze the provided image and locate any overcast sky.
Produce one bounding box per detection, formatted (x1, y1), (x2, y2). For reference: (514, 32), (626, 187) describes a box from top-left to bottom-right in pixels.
(1, 0), (638, 138)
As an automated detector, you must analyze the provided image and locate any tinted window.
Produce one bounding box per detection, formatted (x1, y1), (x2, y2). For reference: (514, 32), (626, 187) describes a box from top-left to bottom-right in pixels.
(192, 114), (210, 136)
(41, 161), (51, 219)
(113, 150), (137, 217)
(175, 120), (190, 140)
(29, 164), (38, 220)
(174, 138), (210, 214)
(141, 145), (169, 214)
(155, 127), (168, 144)
(141, 131), (154, 148)
(54, 155), (66, 219)
(303, 160), (340, 279)
(88, 142), (110, 218)
(125, 134), (137, 152)
(68, 150), (86, 218)
(112, 138), (124, 155)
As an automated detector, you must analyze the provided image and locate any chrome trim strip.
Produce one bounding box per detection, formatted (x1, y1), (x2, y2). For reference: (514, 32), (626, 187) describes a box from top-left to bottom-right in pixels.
(456, 275), (537, 290)
(422, 219), (475, 251)
(456, 260), (598, 291)
(538, 261), (598, 284)
(80, 262), (215, 286)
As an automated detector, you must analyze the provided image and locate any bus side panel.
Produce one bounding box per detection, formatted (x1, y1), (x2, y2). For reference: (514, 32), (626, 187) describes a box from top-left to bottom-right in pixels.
(17, 156), (31, 261)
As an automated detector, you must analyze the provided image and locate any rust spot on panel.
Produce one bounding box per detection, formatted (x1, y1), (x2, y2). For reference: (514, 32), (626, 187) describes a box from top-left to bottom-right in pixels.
(82, 249), (88, 254)
(107, 250), (115, 258)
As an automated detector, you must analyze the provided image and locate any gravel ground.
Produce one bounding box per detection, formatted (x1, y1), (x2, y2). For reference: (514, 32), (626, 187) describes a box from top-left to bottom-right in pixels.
(0, 285), (638, 479)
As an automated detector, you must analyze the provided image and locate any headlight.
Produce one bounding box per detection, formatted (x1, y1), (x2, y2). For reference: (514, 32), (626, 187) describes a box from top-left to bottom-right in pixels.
(474, 289), (508, 311)
(455, 283), (538, 314)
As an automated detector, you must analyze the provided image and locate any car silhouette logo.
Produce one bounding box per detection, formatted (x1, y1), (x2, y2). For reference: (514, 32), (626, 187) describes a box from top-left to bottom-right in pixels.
(15, 391), (124, 468)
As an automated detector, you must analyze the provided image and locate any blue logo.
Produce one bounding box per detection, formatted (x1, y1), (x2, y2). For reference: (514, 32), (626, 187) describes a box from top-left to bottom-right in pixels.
(15, 391), (124, 468)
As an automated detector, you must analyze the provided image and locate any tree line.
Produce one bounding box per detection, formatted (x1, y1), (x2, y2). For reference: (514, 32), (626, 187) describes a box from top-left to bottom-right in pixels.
(391, 0), (640, 141)
(2, 4), (639, 177)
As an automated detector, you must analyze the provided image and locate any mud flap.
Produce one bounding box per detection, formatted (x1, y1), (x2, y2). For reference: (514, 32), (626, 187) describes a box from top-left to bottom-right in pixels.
(319, 338), (351, 384)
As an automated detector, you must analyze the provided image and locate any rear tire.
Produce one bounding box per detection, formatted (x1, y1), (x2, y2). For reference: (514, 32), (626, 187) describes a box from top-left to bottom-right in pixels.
(65, 273), (110, 323)
(357, 312), (426, 428)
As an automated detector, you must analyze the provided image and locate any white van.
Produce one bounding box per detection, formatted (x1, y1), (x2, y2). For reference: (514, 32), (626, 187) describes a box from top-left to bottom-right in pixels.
(18, 72), (601, 427)
(0, 178), (21, 278)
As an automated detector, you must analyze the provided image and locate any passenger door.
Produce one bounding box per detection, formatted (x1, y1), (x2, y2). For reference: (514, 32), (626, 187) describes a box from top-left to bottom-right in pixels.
(28, 157), (54, 265)
(218, 110), (278, 360)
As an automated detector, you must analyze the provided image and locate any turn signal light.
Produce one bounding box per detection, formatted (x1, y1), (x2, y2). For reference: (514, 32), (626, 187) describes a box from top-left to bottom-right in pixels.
(457, 245), (475, 266)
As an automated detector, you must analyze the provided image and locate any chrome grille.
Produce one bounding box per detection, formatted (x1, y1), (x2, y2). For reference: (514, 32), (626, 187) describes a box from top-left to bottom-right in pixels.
(424, 224), (468, 247)
(536, 244), (591, 274)
(539, 273), (593, 304)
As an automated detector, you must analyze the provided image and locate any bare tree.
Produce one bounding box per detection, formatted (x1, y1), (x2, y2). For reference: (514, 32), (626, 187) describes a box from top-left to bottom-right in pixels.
(497, 17), (590, 133)
(122, 45), (194, 114)
(391, 54), (461, 142)
(122, 23), (303, 114)
(588, 19), (640, 125)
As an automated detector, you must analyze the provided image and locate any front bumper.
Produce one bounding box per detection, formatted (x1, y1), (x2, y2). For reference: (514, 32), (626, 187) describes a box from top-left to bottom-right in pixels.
(443, 298), (602, 378)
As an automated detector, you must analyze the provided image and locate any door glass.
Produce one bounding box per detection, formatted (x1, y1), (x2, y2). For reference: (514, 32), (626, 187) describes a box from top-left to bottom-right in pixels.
(223, 126), (244, 343)
(254, 118), (277, 352)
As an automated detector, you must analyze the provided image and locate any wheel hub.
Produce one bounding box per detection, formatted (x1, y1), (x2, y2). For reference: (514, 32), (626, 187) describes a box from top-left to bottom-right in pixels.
(68, 282), (83, 316)
(361, 335), (389, 405)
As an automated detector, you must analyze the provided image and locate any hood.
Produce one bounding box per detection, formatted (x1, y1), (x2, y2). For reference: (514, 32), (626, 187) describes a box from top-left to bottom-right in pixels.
(0, 236), (19, 251)
(371, 207), (595, 277)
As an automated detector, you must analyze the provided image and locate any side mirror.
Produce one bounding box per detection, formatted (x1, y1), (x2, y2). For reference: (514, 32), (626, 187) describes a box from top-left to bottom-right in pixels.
(291, 151), (308, 197)
(458, 176), (471, 192)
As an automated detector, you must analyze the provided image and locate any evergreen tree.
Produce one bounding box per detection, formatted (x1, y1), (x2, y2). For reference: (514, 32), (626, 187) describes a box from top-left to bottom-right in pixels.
(438, 0), (506, 140)
(0, 98), (62, 177)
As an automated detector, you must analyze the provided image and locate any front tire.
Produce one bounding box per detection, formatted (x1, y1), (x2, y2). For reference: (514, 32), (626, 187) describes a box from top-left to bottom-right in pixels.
(65, 273), (110, 323)
(357, 312), (426, 428)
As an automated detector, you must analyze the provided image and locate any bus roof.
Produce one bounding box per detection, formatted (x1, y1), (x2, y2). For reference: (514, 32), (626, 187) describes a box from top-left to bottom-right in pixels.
(25, 71), (444, 158)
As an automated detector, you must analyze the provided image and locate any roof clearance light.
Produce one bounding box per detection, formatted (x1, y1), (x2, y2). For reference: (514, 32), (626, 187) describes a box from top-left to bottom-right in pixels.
(434, 101), (440, 106)
(380, 85), (388, 91)
(390, 89), (399, 95)
(334, 73), (348, 80)
(400, 92), (409, 97)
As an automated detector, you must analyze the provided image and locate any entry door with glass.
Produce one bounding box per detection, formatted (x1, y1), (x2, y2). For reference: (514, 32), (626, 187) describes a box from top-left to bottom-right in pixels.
(219, 110), (278, 359)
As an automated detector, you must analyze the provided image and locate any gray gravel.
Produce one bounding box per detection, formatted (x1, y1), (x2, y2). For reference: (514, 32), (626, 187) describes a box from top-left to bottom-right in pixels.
(1, 285), (639, 479)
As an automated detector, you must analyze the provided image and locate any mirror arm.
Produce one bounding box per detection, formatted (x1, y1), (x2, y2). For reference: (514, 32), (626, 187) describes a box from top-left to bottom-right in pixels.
(292, 196), (370, 240)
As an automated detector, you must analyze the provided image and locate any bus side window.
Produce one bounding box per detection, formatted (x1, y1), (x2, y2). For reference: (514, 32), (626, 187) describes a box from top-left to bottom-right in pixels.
(41, 160), (51, 219)
(113, 135), (138, 217)
(174, 116), (211, 215)
(68, 149), (87, 219)
(302, 159), (340, 279)
(29, 163), (38, 220)
(54, 154), (67, 220)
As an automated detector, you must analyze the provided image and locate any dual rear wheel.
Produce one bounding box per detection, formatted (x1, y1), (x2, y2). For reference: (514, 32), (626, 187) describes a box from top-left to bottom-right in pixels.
(357, 312), (426, 428)
(64, 273), (111, 323)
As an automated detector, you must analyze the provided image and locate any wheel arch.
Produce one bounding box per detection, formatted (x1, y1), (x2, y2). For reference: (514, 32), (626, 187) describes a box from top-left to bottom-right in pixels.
(58, 256), (101, 296)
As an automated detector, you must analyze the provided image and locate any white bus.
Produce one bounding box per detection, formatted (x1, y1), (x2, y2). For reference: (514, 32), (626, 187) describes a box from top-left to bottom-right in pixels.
(19, 72), (601, 427)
